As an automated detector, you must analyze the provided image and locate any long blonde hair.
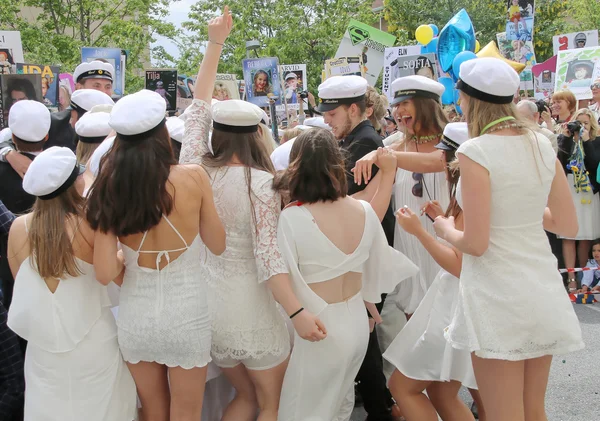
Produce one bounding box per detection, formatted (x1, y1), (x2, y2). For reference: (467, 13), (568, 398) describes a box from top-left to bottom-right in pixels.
(29, 185), (86, 279)
(76, 142), (100, 165)
(574, 108), (599, 139)
(365, 86), (389, 131)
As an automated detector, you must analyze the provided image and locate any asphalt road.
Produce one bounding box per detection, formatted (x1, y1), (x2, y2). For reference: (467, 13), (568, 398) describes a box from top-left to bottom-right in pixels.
(351, 303), (598, 421)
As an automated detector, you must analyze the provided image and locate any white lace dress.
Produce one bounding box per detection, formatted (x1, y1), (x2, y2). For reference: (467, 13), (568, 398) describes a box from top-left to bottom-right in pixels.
(445, 133), (585, 360)
(180, 99), (290, 364)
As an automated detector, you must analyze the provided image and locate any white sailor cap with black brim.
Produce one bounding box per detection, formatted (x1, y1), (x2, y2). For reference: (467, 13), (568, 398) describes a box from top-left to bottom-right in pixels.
(390, 75), (445, 106)
(8, 100), (51, 142)
(109, 90), (167, 140)
(75, 107), (112, 144)
(23, 147), (86, 200)
(73, 60), (115, 84)
(70, 89), (115, 115)
(316, 75), (368, 113)
(456, 58), (519, 105)
(166, 117), (185, 143)
(211, 100), (263, 134)
(435, 122), (468, 151)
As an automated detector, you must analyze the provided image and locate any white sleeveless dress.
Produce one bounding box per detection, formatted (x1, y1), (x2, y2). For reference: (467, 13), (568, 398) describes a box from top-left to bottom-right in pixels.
(7, 225), (136, 420)
(118, 214), (212, 368)
(445, 133), (585, 360)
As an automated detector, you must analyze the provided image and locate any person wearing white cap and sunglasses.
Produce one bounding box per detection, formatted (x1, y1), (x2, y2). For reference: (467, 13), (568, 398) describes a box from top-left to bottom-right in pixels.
(433, 57), (584, 421)
(85, 88), (225, 420)
(179, 10), (324, 421)
(317, 74), (401, 421)
(74, 104), (113, 165)
(6, 146), (137, 421)
(0, 101), (51, 310)
(384, 123), (486, 421)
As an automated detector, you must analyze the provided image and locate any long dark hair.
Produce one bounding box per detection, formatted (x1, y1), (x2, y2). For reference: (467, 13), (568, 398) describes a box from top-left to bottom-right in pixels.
(273, 129), (347, 204)
(86, 124), (177, 236)
(444, 150), (462, 219)
(402, 96), (448, 140)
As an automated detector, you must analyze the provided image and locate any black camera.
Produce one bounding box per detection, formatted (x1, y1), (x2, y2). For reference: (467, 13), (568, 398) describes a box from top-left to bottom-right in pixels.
(566, 120), (583, 136)
(535, 99), (550, 114)
(297, 90), (309, 99)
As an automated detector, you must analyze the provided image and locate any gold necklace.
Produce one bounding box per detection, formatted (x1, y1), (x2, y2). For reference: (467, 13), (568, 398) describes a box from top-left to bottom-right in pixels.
(484, 122), (522, 134)
(409, 133), (442, 144)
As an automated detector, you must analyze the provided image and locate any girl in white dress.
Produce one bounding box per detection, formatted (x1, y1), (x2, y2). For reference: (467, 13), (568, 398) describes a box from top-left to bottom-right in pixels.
(275, 129), (418, 421)
(86, 88), (226, 419)
(384, 123), (485, 421)
(179, 9), (324, 421)
(7, 147), (137, 421)
(435, 57), (585, 421)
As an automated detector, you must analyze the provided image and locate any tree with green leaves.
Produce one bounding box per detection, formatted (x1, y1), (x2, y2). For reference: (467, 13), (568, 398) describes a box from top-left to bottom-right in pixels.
(0, 0), (178, 92)
(177, 0), (375, 93)
(383, 0), (505, 49)
(566, 0), (600, 39)
(533, 0), (569, 62)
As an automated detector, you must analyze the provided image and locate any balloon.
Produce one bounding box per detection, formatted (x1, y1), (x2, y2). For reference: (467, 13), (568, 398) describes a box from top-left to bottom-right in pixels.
(429, 24), (439, 37)
(476, 41), (526, 73)
(438, 76), (455, 105)
(437, 9), (477, 74)
(475, 40), (481, 53)
(421, 37), (438, 54)
(415, 25), (434, 46)
(452, 51), (477, 80)
(453, 90), (463, 115)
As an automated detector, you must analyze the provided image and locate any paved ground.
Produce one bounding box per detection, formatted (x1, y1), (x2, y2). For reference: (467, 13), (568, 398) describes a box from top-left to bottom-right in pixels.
(351, 304), (598, 421)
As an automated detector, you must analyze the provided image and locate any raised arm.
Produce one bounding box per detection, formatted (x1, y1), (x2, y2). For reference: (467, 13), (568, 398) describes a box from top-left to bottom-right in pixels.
(179, 7), (233, 166)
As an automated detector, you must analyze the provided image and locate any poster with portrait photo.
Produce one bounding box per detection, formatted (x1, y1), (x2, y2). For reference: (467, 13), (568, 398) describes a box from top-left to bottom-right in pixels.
(0, 73), (42, 129)
(16, 64), (60, 110)
(145, 69), (177, 111)
(553, 30), (599, 56)
(505, 0), (535, 41)
(278, 64), (307, 111)
(496, 32), (537, 68)
(532, 55), (557, 100)
(242, 57), (281, 108)
(58, 73), (75, 112)
(555, 47), (600, 100)
(0, 31), (24, 75)
(213, 74), (240, 101)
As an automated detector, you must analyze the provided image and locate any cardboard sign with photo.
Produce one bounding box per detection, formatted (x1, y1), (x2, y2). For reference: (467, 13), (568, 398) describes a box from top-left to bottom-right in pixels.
(145, 69), (178, 111)
(382, 46), (422, 101)
(279, 64), (307, 111)
(505, 0), (535, 41)
(242, 57), (281, 108)
(0, 31), (24, 75)
(0, 73), (42, 129)
(553, 30), (599, 56)
(532, 55), (557, 100)
(213, 74), (240, 101)
(390, 53), (439, 82)
(555, 47), (600, 100)
(16, 64), (60, 110)
(81, 47), (124, 98)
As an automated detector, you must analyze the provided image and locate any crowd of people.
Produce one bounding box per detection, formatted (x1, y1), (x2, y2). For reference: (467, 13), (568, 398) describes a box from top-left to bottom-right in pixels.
(0, 7), (592, 421)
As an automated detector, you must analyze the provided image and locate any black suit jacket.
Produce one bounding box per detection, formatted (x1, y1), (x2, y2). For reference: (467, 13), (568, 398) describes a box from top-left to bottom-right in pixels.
(341, 120), (395, 247)
(47, 109), (76, 151)
(0, 153), (37, 310)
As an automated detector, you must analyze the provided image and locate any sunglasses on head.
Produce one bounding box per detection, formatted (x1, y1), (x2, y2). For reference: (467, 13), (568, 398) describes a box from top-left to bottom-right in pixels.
(591, 83), (600, 90)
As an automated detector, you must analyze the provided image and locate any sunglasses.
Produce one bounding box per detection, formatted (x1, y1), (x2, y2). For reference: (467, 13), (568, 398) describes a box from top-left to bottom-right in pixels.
(412, 173), (423, 198)
(591, 83), (600, 90)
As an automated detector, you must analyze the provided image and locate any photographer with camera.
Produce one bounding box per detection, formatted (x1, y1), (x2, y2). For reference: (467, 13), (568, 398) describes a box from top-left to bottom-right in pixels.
(557, 108), (600, 291)
(516, 100), (558, 153)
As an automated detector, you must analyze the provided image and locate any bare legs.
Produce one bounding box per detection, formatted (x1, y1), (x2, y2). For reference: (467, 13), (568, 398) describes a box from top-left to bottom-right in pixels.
(563, 239), (591, 289)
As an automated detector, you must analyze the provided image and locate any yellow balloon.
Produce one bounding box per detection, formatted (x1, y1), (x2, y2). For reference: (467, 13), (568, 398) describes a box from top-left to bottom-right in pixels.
(475, 40), (481, 53)
(476, 41), (526, 74)
(415, 25), (434, 46)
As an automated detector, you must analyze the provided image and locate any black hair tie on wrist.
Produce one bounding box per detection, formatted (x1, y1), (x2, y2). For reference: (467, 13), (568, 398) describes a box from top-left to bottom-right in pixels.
(289, 307), (304, 319)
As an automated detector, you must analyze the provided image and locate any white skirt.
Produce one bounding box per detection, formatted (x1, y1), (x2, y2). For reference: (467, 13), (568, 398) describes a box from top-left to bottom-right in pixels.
(559, 174), (600, 240)
(383, 270), (477, 390)
(278, 292), (369, 421)
(24, 308), (137, 421)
